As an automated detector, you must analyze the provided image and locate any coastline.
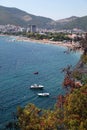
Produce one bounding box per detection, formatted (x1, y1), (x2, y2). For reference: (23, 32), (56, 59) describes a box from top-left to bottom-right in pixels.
(15, 36), (75, 47)
(0, 34), (75, 47)
(0, 34), (83, 53)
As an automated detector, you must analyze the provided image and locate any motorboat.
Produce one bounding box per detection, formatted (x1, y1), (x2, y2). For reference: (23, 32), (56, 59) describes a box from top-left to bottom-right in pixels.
(30, 84), (44, 89)
(37, 93), (49, 96)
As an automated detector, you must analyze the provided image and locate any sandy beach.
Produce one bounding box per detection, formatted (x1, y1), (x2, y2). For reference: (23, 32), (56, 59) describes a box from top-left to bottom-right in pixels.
(14, 35), (77, 49)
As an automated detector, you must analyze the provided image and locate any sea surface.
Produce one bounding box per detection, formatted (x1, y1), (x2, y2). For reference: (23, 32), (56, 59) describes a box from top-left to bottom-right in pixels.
(0, 36), (81, 129)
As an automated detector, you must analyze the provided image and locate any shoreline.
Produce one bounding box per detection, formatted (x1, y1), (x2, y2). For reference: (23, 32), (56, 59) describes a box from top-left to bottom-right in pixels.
(0, 34), (76, 47)
(0, 34), (83, 53)
(15, 36), (75, 47)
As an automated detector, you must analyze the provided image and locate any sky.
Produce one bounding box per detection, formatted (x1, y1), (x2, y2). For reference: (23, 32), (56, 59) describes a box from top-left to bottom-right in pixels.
(0, 0), (87, 20)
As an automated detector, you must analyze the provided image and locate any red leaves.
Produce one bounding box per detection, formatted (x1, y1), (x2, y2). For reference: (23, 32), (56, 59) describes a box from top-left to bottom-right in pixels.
(63, 76), (75, 88)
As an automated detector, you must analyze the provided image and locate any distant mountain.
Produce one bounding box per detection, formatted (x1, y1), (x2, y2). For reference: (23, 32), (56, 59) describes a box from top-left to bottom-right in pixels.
(55, 16), (87, 31)
(56, 16), (78, 24)
(67, 16), (87, 31)
(0, 5), (87, 31)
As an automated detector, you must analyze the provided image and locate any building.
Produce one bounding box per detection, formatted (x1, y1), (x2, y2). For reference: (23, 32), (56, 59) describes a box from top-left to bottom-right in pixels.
(27, 25), (36, 33)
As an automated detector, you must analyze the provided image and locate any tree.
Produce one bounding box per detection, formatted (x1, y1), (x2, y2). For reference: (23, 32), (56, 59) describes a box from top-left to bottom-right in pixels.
(63, 85), (87, 130)
(17, 103), (65, 130)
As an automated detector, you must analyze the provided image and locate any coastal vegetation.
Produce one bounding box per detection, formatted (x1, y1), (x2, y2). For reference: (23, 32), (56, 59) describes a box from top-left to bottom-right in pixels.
(0, 30), (72, 42)
(26, 32), (72, 41)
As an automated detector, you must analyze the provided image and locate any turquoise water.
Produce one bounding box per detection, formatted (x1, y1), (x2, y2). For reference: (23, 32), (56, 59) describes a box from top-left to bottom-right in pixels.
(0, 36), (81, 129)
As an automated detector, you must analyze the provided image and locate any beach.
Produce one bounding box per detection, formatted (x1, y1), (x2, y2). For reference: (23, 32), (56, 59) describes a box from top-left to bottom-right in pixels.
(13, 35), (77, 48)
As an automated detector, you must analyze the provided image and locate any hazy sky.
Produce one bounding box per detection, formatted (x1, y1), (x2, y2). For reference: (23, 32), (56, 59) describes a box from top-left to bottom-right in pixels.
(0, 0), (87, 20)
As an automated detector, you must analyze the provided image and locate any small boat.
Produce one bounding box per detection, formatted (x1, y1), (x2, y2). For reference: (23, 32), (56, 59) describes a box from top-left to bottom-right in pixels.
(33, 72), (39, 75)
(37, 93), (49, 97)
(30, 84), (44, 89)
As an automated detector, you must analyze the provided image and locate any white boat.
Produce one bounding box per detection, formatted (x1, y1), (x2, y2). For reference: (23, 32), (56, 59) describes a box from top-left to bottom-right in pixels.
(30, 84), (44, 89)
(37, 93), (49, 96)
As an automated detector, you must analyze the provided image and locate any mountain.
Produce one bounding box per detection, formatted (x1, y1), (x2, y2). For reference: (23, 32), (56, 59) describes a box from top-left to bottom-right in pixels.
(0, 5), (87, 31)
(55, 16), (87, 31)
(66, 16), (87, 31)
(0, 6), (54, 29)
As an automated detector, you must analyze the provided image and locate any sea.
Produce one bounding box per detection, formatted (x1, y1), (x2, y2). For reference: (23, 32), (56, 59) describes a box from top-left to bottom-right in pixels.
(0, 36), (81, 129)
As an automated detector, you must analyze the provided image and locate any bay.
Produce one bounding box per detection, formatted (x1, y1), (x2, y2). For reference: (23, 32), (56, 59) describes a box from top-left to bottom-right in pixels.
(0, 36), (81, 129)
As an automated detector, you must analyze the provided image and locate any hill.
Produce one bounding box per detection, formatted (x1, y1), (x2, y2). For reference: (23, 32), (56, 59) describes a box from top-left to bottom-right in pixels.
(0, 6), (87, 31)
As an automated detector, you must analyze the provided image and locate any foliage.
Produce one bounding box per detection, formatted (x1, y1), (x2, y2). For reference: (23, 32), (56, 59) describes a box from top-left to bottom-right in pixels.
(81, 74), (87, 85)
(81, 54), (87, 64)
(72, 70), (82, 80)
(26, 32), (72, 41)
(17, 104), (63, 130)
(64, 85), (87, 130)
